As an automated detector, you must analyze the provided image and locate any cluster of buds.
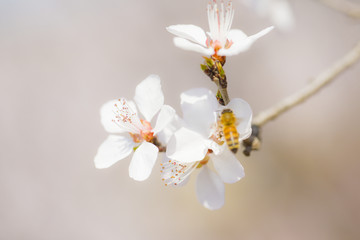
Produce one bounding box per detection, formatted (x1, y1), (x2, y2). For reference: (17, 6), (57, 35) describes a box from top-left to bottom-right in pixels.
(201, 56), (229, 105)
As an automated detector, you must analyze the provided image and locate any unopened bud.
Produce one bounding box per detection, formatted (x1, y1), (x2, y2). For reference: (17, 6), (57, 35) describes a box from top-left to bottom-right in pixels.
(200, 64), (208, 71)
(203, 56), (215, 68)
(216, 61), (225, 78)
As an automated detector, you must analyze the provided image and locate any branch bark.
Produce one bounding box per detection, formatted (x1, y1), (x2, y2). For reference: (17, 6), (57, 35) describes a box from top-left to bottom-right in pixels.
(252, 41), (360, 127)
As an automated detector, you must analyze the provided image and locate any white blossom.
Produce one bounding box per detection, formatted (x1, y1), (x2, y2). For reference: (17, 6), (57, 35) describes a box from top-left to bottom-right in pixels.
(94, 75), (175, 181)
(163, 88), (252, 210)
(166, 0), (273, 57)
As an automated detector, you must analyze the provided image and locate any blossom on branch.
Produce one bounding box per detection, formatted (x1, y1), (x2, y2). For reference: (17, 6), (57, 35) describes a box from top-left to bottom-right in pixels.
(166, 0), (273, 57)
(94, 75), (176, 181)
(163, 88), (253, 210)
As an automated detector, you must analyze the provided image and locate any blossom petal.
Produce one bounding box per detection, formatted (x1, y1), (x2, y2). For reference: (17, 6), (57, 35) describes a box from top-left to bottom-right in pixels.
(94, 135), (134, 169)
(205, 140), (224, 156)
(173, 37), (214, 56)
(218, 26), (274, 56)
(166, 127), (208, 163)
(129, 142), (159, 181)
(156, 114), (184, 145)
(196, 165), (225, 210)
(134, 75), (164, 122)
(227, 29), (248, 42)
(212, 148), (245, 184)
(180, 88), (219, 137)
(226, 98), (253, 140)
(166, 24), (208, 47)
(152, 105), (176, 135)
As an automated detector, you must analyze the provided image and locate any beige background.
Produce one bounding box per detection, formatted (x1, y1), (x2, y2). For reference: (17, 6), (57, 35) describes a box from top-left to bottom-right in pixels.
(1, 0), (360, 239)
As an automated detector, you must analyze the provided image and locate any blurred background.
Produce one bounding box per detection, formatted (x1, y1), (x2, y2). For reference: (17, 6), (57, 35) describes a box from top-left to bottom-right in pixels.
(1, 0), (360, 239)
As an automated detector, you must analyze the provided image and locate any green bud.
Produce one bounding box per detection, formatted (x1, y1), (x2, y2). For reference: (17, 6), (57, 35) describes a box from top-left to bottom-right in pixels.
(216, 90), (222, 99)
(216, 61), (225, 78)
(200, 64), (208, 71)
(203, 56), (214, 68)
(133, 146), (139, 151)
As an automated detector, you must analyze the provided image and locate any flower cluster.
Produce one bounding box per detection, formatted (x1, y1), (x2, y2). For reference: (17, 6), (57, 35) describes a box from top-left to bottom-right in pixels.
(95, 0), (273, 210)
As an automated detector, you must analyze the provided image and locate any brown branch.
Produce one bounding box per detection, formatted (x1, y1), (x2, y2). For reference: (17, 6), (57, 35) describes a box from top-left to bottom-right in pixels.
(252, 41), (360, 127)
(319, 0), (360, 18)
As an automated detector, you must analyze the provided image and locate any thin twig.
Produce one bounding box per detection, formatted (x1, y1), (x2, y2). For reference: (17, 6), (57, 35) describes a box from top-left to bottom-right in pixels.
(253, 41), (360, 127)
(319, 0), (360, 18)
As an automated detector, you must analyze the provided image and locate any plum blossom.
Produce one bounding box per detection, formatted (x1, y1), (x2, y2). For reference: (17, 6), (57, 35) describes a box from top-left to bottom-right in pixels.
(163, 88), (252, 210)
(242, 0), (294, 32)
(94, 75), (175, 181)
(166, 0), (273, 57)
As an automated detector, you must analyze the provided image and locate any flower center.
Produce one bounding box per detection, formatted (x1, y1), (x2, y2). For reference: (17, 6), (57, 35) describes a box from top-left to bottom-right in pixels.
(197, 154), (210, 168)
(113, 98), (155, 143)
(161, 159), (199, 186)
(207, 0), (234, 50)
(210, 120), (225, 145)
(130, 119), (154, 143)
(113, 98), (144, 133)
(139, 119), (154, 142)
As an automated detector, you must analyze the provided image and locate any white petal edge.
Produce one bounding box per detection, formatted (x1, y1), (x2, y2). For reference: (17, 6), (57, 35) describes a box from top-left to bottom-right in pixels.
(166, 24), (208, 47)
(94, 135), (134, 169)
(180, 88), (219, 137)
(156, 114), (184, 145)
(218, 26), (274, 56)
(196, 165), (225, 210)
(225, 98), (252, 140)
(166, 127), (208, 163)
(133, 75), (164, 122)
(226, 29), (248, 42)
(129, 142), (159, 181)
(212, 148), (245, 184)
(152, 105), (176, 135)
(205, 139), (224, 156)
(173, 37), (215, 56)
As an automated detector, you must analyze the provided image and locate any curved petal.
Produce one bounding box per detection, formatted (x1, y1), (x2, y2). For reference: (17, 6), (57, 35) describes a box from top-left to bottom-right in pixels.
(94, 135), (134, 169)
(218, 26), (274, 56)
(205, 139), (223, 155)
(180, 88), (219, 137)
(212, 148), (245, 184)
(156, 114), (184, 145)
(196, 166), (225, 210)
(129, 142), (159, 181)
(173, 37), (214, 56)
(225, 98), (252, 140)
(227, 29), (248, 42)
(152, 105), (176, 135)
(134, 75), (164, 122)
(166, 127), (208, 163)
(166, 24), (207, 47)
